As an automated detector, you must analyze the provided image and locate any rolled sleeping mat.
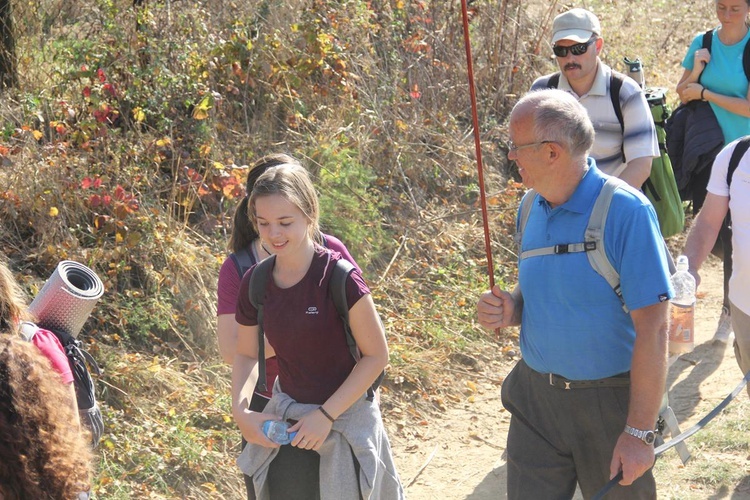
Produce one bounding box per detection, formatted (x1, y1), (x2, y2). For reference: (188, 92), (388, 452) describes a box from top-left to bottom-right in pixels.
(28, 260), (104, 338)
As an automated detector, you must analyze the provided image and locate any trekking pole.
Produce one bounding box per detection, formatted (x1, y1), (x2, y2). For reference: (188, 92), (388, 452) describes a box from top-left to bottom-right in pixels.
(459, 0), (497, 306)
(592, 369), (750, 500)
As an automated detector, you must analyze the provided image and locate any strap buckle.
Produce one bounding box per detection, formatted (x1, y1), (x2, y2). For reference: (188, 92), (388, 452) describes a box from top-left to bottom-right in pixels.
(554, 244), (569, 254)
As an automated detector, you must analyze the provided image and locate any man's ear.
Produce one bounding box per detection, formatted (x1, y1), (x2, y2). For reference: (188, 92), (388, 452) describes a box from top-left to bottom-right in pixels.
(595, 37), (604, 55)
(546, 141), (561, 161)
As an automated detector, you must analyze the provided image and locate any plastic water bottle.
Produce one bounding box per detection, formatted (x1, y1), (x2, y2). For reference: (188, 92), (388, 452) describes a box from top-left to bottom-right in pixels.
(262, 420), (297, 445)
(624, 57), (645, 88)
(668, 255), (696, 354)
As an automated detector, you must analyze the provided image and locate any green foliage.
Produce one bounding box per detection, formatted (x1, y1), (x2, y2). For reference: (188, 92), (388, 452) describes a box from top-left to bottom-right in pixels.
(116, 295), (173, 344)
(314, 140), (391, 268)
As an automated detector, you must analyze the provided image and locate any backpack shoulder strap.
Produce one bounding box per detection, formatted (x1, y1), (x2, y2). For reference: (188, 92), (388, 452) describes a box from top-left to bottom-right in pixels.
(331, 259), (357, 366)
(329, 258), (383, 401)
(728, 136), (750, 191)
(585, 178), (627, 312)
(609, 71), (626, 163)
(609, 71), (625, 132)
(700, 29), (714, 85)
(547, 72), (561, 89)
(514, 190), (537, 256)
(230, 247), (256, 279)
(247, 255), (275, 392)
(330, 258), (355, 327)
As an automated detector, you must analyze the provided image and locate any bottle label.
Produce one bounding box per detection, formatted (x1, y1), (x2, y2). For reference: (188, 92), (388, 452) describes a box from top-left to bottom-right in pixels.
(668, 302), (694, 354)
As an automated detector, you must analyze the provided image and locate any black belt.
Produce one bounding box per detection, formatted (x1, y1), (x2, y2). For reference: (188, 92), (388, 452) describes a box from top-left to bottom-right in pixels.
(546, 371), (630, 390)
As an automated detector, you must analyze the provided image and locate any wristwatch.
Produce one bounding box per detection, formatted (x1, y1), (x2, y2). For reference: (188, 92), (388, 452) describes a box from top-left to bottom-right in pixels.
(623, 424), (656, 445)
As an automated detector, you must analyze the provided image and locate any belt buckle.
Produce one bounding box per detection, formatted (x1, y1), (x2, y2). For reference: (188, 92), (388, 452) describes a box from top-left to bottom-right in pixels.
(549, 373), (571, 389)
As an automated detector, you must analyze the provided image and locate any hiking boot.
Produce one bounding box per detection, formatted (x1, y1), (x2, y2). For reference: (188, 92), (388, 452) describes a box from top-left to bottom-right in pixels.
(713, 307), (734, 344)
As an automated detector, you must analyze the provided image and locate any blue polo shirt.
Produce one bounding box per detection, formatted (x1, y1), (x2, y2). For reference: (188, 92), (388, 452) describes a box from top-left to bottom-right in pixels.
(518, 161), (673, 380)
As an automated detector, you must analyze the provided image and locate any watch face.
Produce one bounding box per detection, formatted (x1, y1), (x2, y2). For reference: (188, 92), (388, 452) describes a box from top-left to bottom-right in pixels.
(643, 431), (656, 445)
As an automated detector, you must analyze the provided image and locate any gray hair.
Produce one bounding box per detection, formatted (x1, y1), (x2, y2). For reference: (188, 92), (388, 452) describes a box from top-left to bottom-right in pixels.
(514, 89), (594, 158)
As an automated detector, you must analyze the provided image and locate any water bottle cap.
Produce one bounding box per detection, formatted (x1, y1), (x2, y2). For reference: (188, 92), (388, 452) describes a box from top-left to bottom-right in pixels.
(676, 255), (689, 269)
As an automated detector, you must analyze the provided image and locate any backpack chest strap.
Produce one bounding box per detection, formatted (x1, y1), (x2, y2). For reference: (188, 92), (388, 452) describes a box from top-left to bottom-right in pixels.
(519, 241), (597, 260)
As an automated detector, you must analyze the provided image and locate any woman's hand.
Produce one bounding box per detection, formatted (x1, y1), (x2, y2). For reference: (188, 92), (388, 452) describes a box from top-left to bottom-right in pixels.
(692, 48), (711, 74)
(683, 82), (706, 103)
(288, 409), (333, 451)
(676, 50), (710, 102)
(234, 409), (280, 448)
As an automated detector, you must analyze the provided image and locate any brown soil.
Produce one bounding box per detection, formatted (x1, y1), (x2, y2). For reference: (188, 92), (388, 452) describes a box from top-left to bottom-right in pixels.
(390, 256), (748, 499)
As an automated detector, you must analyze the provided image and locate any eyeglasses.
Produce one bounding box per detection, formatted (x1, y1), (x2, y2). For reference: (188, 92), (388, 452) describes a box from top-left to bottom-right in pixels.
(552, 38), (596, 58)
(507, 140), (553, 153)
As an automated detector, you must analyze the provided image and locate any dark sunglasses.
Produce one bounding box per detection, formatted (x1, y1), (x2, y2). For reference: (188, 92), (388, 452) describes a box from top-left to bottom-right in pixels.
(552, 38), (596, 58)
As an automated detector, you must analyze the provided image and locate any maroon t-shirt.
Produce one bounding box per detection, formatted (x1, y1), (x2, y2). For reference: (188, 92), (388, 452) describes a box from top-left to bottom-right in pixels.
(236, 247), (370, 405)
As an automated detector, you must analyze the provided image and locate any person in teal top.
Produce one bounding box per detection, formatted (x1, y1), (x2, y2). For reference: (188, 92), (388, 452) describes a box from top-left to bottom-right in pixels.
(676, 0), (750, 344)
(678, 24), (750, 143)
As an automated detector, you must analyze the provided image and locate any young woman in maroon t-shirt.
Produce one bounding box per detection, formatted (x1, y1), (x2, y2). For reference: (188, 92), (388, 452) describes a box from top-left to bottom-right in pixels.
(216, 154), (359, 498)
(231, 162), (391, 498)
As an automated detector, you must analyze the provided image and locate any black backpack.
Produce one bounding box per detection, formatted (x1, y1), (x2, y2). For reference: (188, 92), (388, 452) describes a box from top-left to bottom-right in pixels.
(21, 322), (104, 447)
(726, 136), (750, 195)
(247, 255), (383, 402)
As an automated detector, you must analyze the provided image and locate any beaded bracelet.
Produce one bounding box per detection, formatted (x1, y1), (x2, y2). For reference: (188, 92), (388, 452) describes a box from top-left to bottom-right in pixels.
(318, 406), (336, 423)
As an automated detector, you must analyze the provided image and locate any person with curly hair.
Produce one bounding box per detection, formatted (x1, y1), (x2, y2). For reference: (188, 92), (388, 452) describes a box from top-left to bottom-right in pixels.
(0, 261), (78, 422)
(0, 335), (93, 499)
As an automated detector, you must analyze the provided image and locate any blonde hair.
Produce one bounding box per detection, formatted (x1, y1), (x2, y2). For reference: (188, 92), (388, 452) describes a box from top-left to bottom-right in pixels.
(229, 153), (302, 253)
(0, 262), (31, 335)
(248, 163), (323, 243)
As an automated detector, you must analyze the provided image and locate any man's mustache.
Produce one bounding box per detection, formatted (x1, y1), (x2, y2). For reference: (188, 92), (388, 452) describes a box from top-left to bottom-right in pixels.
(564, 63), (581, 71)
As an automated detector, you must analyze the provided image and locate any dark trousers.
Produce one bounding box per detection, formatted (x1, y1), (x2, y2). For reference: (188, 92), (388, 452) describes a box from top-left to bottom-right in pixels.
(267, 445), (321, 499)
(501, 360), (656, 500)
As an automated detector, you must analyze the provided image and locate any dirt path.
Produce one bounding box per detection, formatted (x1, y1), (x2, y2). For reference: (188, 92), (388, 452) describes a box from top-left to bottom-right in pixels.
(390, 257), (745, 499)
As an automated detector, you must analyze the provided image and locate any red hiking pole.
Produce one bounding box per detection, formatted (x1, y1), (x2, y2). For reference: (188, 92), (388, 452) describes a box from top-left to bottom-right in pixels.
(460, 0), (497, 297)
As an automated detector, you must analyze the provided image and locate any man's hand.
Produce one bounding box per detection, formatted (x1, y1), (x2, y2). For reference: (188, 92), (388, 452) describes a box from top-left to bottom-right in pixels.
(609, 432), (655, 485)
(477, 285), (517, 330)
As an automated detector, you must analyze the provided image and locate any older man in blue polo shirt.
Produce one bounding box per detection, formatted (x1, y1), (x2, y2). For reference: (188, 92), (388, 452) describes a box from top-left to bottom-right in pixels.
(477, 89), (672, 498)
(532, 8), (658, 189)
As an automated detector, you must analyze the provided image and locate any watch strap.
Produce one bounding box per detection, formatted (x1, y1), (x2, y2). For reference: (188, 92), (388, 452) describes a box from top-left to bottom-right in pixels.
(624, 424), (655, 445)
